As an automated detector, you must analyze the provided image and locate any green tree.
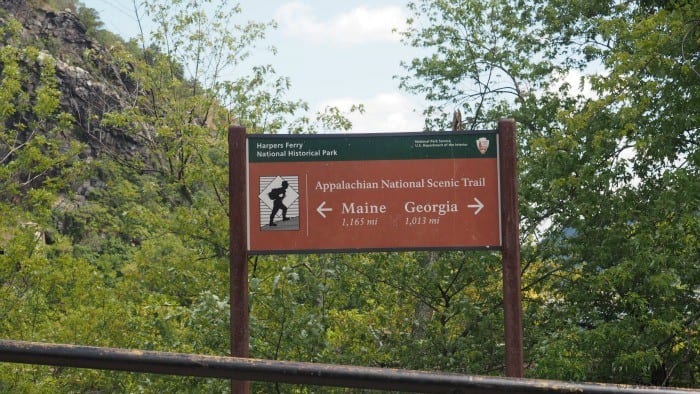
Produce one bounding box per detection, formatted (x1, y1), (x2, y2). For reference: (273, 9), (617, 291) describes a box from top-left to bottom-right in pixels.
(2, 1), (286, 390)
(400, 0), (699, 386)
(0, 18), (84, 215)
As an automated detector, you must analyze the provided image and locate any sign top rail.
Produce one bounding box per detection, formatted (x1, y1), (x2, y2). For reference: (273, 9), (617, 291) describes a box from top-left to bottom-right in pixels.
(248, 130), (498, 163)
(248, 130), (496, 138)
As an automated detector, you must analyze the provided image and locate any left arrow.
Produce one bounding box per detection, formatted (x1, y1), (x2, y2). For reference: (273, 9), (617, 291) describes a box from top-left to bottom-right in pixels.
(317, 201), (333, 218)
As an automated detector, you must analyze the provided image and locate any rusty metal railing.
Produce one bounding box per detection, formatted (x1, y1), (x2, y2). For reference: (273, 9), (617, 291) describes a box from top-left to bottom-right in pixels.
(0, 340), (694, 393)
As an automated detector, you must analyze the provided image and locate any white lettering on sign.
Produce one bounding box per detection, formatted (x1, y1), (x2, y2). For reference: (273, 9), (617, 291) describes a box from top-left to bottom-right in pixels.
(426, 178), (461, 188)
(341, 202), (388, 215)
(285, 142), (304, 149)
(257, 142), (284, 149)
(461, 177), (486, 187)
(404, 201), (458, 216)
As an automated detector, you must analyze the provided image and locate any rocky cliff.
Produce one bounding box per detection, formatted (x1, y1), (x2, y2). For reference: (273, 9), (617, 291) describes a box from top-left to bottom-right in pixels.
(1, 0), (141, 159)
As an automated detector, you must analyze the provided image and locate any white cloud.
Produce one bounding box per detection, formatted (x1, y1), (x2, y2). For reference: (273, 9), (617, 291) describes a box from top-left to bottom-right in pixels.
(318, 92), (425, 133)
(275, 2), (406, 44)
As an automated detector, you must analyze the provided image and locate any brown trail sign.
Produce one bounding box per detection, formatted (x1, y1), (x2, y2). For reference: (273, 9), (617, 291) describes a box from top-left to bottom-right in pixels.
(247, 131), (501, 253)
(229, 119), (522, 392)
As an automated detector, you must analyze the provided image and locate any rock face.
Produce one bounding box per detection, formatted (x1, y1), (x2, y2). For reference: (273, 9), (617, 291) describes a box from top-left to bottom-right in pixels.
(1, 0), (141, 158)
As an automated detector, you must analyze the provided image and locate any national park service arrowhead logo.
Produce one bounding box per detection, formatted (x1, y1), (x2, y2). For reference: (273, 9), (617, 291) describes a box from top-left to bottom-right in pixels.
(476, 137), (490, 154)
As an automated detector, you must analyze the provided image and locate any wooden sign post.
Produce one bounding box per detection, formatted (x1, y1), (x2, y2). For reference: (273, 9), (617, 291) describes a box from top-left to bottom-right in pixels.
(228, 126), (249, 393)
(497, 119), (523, 377)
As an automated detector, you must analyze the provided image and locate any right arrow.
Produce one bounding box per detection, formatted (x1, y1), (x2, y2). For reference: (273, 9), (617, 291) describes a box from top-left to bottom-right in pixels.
(316, 201), (333, 218)
(467, 197), (484, 215)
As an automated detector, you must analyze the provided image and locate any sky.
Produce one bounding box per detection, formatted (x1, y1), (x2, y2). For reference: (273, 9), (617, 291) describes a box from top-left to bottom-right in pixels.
(81, 0), (428, 133)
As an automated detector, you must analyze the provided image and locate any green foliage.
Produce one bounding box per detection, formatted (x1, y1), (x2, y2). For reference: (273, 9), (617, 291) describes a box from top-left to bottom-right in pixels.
(248, 251), (506, 375)
(401, 0), (699, 387)
(3, 0), (697, 391)
(0, 20), (85, 211)
(3, 0), (358, 390)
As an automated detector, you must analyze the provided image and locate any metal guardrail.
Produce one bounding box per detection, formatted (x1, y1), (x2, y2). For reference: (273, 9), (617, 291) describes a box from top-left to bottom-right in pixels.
(0, 340), (695, 393)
